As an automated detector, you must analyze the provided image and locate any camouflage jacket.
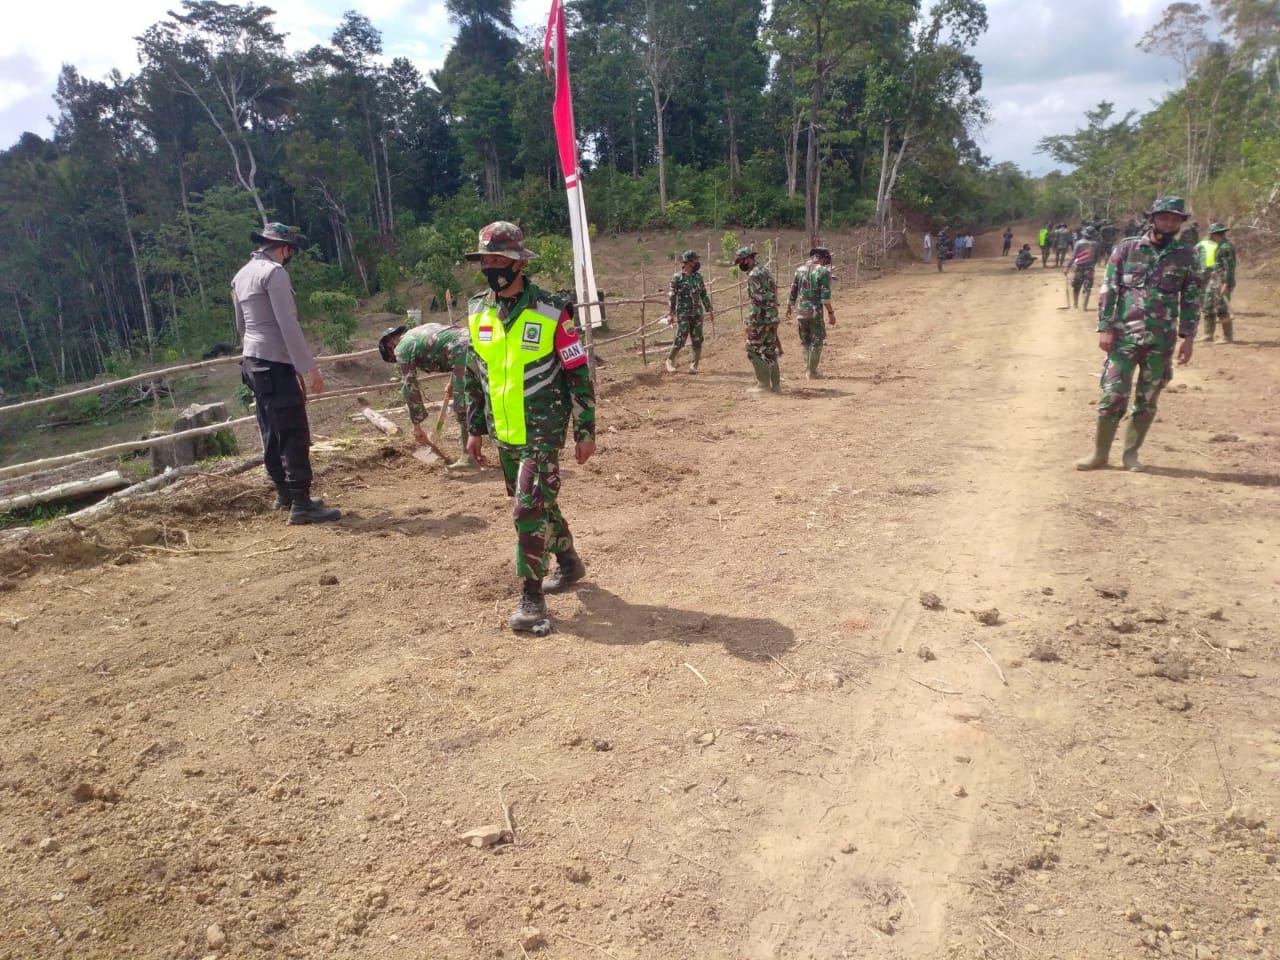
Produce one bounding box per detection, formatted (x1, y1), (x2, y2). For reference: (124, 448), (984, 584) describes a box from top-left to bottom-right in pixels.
(745, 262), (778, 326)
(1096, 237), (1201, 341)
(1199, 239), (1237, 292)
(395, 323), (470, 425)
(668, 269), (712, 319)
(463, 282), (595, 454)
(788, 261), (832, 319)
(1052, 228), (1073, 251)
(1069, 239), (1099, 269)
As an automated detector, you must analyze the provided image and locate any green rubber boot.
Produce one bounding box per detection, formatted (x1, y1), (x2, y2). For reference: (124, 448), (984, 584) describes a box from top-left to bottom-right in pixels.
(1221, 320), (1233, 343)
(807, 345), (823, 379)
(1202, 315), (1216, 342)
(1074, 419), (1121, 471)
(1122, 415), (1154, 471)
(689, 345), (702, 373)
(747, 357), (770, 393)
(449, 423), (475, 470)
(664, 347), (679, 373)
(768, 361), (781, 393)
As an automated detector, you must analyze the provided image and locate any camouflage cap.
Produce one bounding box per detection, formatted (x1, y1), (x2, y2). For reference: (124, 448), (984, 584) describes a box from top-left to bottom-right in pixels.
(464, 221), (538, 261)
(1146, 196), (1191, 219)
(680, 250), (700, 263)
(378, 325), (408, 363)
(1207, 222), (1228, 235)
(250, 222), (307, 247)
(733, 245), (756, 263)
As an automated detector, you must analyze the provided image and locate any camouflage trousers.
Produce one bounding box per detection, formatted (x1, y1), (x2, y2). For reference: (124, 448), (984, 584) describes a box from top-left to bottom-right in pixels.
(746, 321), (782, 364)
(1096, 336), (1174, 421)
(796, 316), (827, 350)
(1054, 247), (1069, 267)
(499, 447), (573, 580)
(1201, 275), (1231, 321)
(1071, 265), (1096, 297)
(671, 315), (705, 352)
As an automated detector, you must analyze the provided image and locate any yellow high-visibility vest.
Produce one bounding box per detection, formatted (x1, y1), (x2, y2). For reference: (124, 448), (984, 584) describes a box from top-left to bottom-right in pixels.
(468, 298), (561, 446)
(1197, 238), (1218, 269)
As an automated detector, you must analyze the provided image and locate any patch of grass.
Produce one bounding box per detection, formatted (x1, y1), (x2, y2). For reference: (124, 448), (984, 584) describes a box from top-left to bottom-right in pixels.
(0, 501), (76, 529)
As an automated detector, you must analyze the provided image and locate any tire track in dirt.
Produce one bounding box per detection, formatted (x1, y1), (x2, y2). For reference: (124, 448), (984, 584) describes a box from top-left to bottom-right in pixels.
(729, 258), (1087, 959)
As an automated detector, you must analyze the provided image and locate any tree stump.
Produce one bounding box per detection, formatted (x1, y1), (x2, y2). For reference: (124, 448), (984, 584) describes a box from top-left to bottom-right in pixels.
(150, 402), (236, 472)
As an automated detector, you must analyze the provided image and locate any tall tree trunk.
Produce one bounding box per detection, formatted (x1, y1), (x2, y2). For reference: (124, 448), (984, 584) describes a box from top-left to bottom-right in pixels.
(116, 171), (156, 356)
(874, 122), (892, 226)
(804, 85), (822, 246)
(11, 292), (39, 379)
(381, 134), (395, 235)
(726, 102), (739, 189)
(365, 116), (387, 237)
(176, 150), (208, 311)
(785, 110), (802, 197)
(651, 79), (668, 211)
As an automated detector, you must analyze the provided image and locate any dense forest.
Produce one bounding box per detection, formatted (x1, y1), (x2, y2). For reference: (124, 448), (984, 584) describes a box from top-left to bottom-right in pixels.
(0, 0), (1275, 397)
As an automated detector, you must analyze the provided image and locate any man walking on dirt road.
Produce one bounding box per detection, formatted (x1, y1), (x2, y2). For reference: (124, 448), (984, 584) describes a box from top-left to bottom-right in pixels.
(1197, 224), (1237, 343)
(665, 251), (714, 373)
(1075, 196), (1201, 472)
(461, 221), (597, 633)
(233, 222), (341, 525)
(1066, 226), (1101, 310)
(786, 246), (836, 379)
(379, 322), (473, 467)
(735, 246), (782, 392)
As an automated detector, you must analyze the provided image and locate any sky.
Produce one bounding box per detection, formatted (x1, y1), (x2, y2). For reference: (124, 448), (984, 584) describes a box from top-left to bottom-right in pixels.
(0, 0), (1181, 175)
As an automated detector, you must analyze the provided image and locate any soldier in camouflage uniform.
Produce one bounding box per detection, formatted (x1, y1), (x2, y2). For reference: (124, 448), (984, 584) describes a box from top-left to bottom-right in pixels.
(734, 246), (782, 392)
(786, 246), (836, 379)
(1052, 224), (1073, 267)
(935, 226), (949, 272)
(1075, 197), (1200, 472)
(665, 250), (714, 373)
(461, 221), (596, 631)
(1066, 225), (1101, 309)
(378, 321), (473, 467)
(1196, 223), (1237, 342)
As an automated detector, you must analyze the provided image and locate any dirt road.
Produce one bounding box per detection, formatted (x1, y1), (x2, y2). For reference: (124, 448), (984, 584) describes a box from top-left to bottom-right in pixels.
(3, 247), (1278, 960)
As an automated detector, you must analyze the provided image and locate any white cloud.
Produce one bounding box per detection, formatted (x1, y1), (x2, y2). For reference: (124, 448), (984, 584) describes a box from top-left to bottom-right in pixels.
(0, 79), (38, 113)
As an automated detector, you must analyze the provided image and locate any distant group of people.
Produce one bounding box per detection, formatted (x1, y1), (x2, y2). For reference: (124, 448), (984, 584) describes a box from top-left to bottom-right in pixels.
(921, 230), (975, 264)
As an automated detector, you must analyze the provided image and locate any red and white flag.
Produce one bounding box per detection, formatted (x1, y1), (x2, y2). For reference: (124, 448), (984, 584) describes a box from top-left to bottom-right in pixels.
(545, 0), (603, 340)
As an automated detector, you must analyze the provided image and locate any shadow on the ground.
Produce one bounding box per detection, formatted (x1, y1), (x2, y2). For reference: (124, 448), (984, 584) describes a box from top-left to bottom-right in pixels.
(554, 584), (796, 662)
(1142, 465), (1280, 487)
(332, 511), (491, 537)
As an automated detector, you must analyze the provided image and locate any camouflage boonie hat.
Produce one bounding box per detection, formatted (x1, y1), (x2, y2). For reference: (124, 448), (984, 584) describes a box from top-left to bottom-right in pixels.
(250, 222), (307, 247)
(1207, 222), (1228, 234)
(809, 246), (831, 259)
(733, 245), (756, 263)
(1146, 196), (1190, 219)
(378, 325), (408, 363)
(680, 250), (700, 263)
(464, 221), (538, 261)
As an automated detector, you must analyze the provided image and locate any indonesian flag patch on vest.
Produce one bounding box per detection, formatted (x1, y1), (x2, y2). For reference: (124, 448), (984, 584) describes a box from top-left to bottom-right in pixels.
(477, 324), (493, 342)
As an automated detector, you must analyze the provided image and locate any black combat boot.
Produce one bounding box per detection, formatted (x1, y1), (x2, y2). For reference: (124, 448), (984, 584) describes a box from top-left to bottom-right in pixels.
(287, 487), (341, 524)
(274, 482), (324, 511)
(544, 550), (586, 593)
(509, 580), (548, 630)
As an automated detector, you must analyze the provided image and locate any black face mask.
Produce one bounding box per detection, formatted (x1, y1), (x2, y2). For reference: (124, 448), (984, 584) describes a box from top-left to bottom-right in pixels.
(737, 261), (751, 273)
(1150, 228), (1175, 249)
(483, 264), (520, 294)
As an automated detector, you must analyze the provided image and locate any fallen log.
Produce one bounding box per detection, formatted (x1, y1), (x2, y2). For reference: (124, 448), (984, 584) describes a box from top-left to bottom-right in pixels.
(361, 407), (401, 436)
(0, 471), (130, 514)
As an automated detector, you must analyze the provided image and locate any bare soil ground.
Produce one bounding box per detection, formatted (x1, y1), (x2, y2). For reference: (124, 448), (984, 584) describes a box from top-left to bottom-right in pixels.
(2, 241), (1279, 960)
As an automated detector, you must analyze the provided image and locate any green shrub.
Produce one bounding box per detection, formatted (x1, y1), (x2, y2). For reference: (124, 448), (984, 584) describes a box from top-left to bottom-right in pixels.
(307, 291), (360, 353)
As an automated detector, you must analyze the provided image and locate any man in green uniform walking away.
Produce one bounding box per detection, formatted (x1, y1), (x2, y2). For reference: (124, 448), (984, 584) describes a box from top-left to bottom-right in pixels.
(786, 246), (836, 379)
(665, 250), (714, 373)
(1197, 224), (1237, 343)
(734, 246), (781, 393)
(461, 221), (597, 632)
(379, 321), (473, 468)
(1075, 197), (1200, 472)
(1066, 226), (1101, 310)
